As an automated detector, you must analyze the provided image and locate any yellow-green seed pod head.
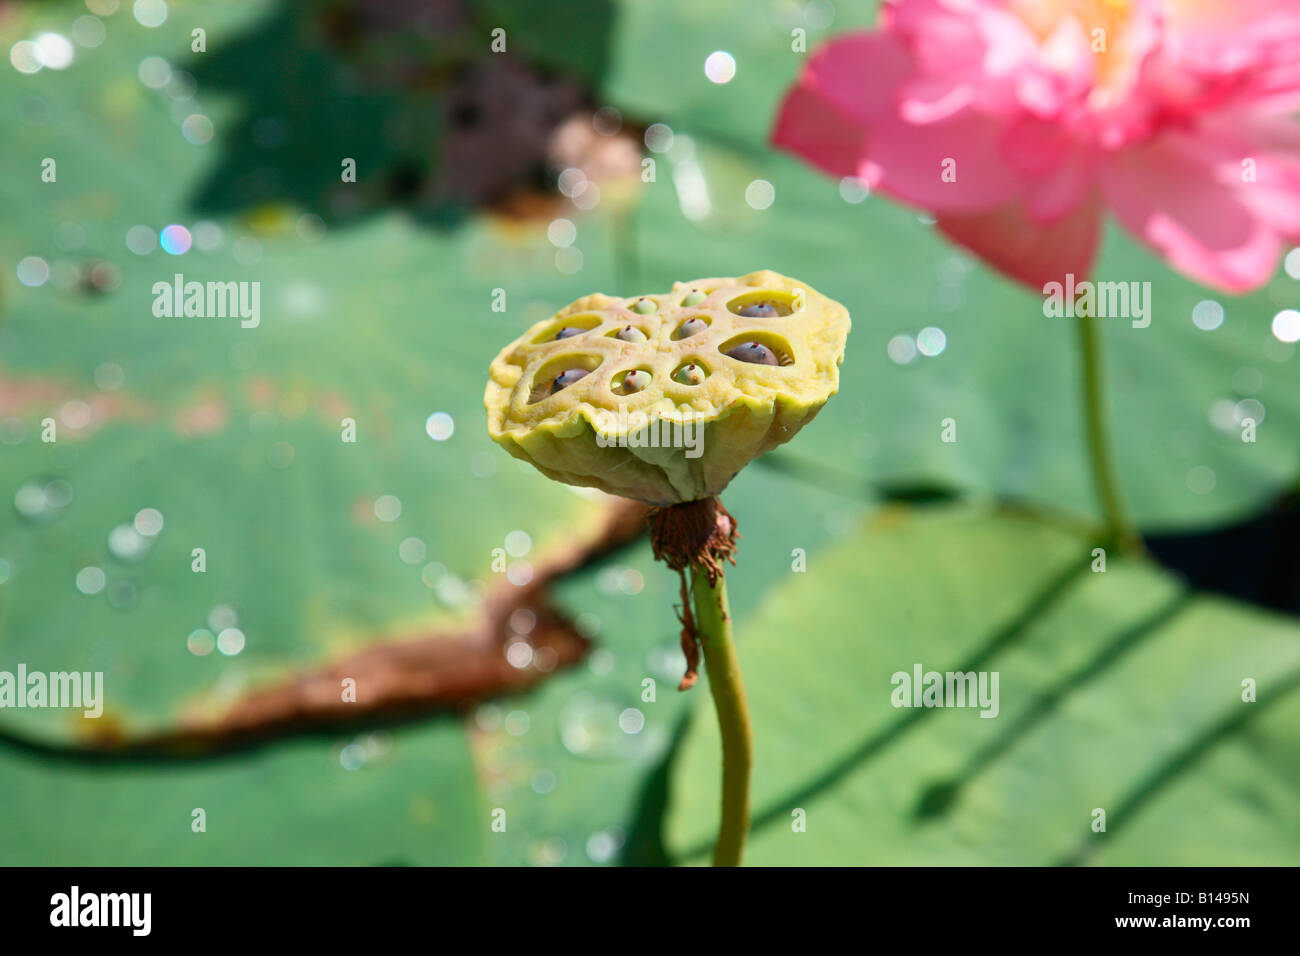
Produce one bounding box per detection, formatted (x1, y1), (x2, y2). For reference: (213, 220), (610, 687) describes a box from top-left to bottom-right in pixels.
(484, 270), (850, 505)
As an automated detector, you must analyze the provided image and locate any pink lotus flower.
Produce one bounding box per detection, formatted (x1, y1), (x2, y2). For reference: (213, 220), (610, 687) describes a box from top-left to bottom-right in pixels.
(773, 0), (1300, 291)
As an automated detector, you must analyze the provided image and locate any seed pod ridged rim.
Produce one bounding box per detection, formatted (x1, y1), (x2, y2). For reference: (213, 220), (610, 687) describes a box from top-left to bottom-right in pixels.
(484, 270), (850, 504)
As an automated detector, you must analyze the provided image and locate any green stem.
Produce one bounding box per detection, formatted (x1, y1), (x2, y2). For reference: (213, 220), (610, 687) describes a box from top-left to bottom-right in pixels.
(690, 562), (753, 867)
(1075, 311), (1143, 555)
(612, 204), (640, 293)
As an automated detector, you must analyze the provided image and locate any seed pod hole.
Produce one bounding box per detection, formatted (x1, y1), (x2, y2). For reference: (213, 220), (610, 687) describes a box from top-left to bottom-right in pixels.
(718, 333), (794, 367)
(552, 369), (589, 392)
(726, 291), (796, 317)
(532, 314), (602, 344)
(612, 368), (654, 395)
(674, 317), (710, 340)
(726, 342), (777, 365)
(528, 355), (603, 403)
(671, 362), (709, 386)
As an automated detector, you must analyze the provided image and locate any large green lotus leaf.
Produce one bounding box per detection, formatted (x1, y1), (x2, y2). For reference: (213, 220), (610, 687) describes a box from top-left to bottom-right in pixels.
(0, 1), (626, 744)
(665, 505), (1300, 864)
(0, 407), (618, 743)
(2, 0), (266, 232)
(478, 0), (617, 85)
(473, 462), (874, 865)
(0, 720), (483, 865)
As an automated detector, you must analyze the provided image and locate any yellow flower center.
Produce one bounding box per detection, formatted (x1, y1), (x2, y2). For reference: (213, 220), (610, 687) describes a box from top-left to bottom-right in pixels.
(1014, 0), (1139, 92)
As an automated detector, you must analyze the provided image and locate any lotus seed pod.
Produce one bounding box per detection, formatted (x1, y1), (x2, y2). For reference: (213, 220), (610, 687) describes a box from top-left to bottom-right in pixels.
(484, 271), (851, 505)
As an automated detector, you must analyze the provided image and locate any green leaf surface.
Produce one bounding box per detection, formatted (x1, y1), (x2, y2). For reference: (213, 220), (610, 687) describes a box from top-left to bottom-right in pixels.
(0, 720), (482, 865)
(1, 3), (622, 741)
(602, 0), (877, 149)
(665, 505), (1300, 865)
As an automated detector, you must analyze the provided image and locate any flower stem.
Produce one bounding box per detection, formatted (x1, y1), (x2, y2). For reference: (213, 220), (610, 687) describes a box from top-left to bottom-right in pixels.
(1075, 311), (1143, 555)
(690, 562), (753, 867)
(612, 204), (640, 293)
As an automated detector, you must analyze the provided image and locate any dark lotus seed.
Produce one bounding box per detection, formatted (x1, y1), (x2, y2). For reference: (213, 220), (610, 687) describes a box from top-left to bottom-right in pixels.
(551, 368), (589, 393)
(726, 341), (779, 365)
(676, 318), (708, 339)
(738, 301), (780, 317)
(554, 326), (585, 340)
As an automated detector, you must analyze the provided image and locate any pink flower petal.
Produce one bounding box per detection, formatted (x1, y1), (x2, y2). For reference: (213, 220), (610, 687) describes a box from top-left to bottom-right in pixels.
(936, 194), (1103, 289)
(1023, 150), (1098, 226)
(771, 32), (914, 177)
(1191, 115), (1300, 238)
(861, 106), (1022, 213)
(772, 1), (1300, 290)
(1101, 131), (1286, 291)
(771, 82), (872, 178)
(797, 32), (915, 127)
(899, 76), (974, 124)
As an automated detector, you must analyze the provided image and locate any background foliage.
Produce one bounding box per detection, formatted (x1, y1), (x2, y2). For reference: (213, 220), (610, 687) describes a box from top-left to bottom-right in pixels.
(1, 0), (1296, 865)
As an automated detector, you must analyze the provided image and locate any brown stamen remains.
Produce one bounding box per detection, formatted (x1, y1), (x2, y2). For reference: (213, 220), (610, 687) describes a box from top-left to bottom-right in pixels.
(647, 497), (740, 690)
